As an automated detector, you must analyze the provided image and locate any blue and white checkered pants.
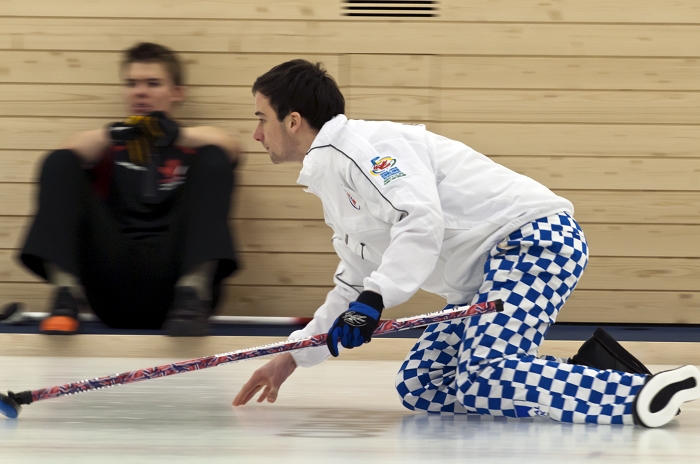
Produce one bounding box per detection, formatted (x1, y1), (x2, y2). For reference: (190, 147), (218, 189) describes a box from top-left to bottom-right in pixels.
(395, 212), (648, 425)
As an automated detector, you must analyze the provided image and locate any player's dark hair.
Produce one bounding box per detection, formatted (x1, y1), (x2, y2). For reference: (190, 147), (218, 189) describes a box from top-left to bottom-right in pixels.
(252, 59), (345, 131)
(122, 42), (184, 86)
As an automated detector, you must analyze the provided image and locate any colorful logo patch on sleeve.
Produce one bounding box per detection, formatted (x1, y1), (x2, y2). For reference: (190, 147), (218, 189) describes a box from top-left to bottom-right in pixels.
(369, 156), (407, 185)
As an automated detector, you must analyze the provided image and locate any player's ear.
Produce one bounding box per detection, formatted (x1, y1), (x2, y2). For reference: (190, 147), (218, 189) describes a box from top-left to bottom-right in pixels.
(171, 85), (186, 104)
(288, 111), (302, 133)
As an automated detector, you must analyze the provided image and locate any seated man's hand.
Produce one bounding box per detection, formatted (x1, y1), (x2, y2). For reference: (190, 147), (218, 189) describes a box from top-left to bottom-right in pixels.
(138, 111), (180, 147)
(232, 353), (297, 406)
(108, 120), (142, 142)
(108, 112), (180, 147)
(108, 112), (180, 164)
(326, 291), (384, 357)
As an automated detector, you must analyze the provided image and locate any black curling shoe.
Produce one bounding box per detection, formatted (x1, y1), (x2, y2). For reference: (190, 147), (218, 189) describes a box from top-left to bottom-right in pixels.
(163, 286), (210, 337)
(633, 365), (700, 428)
(569, 327), (652, 375)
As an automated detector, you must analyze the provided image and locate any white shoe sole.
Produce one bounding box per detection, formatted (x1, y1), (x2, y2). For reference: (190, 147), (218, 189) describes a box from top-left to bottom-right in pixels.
(635, 365), (700, 428)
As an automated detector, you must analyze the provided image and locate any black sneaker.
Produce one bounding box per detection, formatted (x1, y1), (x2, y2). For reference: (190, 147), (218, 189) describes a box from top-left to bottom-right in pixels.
(39, 287), (80, 335)
(569, 327), (652, 375)
(633, 365), (700, 427)
(163, 287), (209, 337)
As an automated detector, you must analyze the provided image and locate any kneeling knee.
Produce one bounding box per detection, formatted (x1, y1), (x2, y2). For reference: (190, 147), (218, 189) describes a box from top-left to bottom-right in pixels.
(395, 369), (431, 412)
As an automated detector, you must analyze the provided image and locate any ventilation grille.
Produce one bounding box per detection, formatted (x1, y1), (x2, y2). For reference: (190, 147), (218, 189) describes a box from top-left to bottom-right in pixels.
(342, 1), (439, 18)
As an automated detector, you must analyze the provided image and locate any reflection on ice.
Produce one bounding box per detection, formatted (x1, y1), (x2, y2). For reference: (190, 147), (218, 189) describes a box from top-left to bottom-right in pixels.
(0, 356), (697, 463)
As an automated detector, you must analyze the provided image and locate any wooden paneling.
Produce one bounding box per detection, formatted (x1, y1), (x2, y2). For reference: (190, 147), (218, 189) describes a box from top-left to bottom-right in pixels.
(0, 144), (289, 194)
(0, 1), (698, 325)
(0, 19), (698, 57)
(0, 85), (254, 119)
(0, 118), (257, 151)
(348, 55), (433, 88)
(236, 154), (305, 186)
(438, 1), (700, 24)
(236, 188), (700, 225)
(0, 85), (127, 118)
(6, 52), (699, 91)
(2, 187), (700, 229)
(2, 282), (699, 325)
(3, 187), (700, 241)
(438, 57), (700, 91)
(0, 250), (39, 282)
(2, 1), (700, 24)
(0, 282), (51, 310)
(3, 218), (337, 253)
(440, 123), (700, 158)
(0, 217), (31, 249)
(0, 184), (34, 216)
(229, 253), (700, 292)
(8, 212), (700, 257)
(230, 253), (337, 287)
(4, 184), (700, 228)
(0, 151), (43, 183)
(349, 87), (700, 124)
(438, 89), (700, 124)
(493, 157), (700, 191)
(234, 188), (700, 225)
(230, 222), (700, 257)
(344, 87), (434, 122)
(579, 257), (700, 291)
(5, 85), (700, 125)
(0, 0), (342, 21)
(233, 220), (334, 253)
(584, 224), (700, 258)
(4, 149), (700, 191)
(0, 182), (326, 220)
(558, 290), (700, 324)
(2, 119), (699, 159)
(235, 186), (324, 220)
(3, 249), (700, 292)
(564, 191), (700, 225)
(148, 287), (700, 324)
(0, 51), (341, 86)
(218, 286), (700, 324)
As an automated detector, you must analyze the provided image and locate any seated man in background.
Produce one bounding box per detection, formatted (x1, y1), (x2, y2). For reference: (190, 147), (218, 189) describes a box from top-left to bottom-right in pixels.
(18, 42), (239, 337)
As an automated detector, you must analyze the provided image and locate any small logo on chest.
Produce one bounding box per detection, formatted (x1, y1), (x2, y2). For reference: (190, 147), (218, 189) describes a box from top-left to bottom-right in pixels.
(346, 192), (361, 210)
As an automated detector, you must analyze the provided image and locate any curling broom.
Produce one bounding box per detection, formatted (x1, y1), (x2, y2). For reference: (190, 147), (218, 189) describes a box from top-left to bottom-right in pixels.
(0, 300), (503, 419)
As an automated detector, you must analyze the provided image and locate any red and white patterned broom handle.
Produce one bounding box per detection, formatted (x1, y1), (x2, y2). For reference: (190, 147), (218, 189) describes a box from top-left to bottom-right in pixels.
(23, 300), (503, 403)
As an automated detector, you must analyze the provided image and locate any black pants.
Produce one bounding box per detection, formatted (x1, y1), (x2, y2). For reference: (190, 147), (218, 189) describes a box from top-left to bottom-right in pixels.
(19, 147), (238, 329)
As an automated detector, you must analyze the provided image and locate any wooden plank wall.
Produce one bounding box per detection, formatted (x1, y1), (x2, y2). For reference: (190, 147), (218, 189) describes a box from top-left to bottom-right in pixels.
(1, 0), (699, 324)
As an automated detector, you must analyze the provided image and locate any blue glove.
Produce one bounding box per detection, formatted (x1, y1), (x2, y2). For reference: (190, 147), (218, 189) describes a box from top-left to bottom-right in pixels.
(327, 299), (383, 358)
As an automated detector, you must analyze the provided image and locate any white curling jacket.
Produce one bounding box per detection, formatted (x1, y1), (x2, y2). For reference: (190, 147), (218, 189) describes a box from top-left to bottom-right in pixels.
(289, 115), (573, 367)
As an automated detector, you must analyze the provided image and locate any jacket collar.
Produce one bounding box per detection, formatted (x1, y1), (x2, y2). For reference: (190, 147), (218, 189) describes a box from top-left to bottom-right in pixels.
(307, 114), (347, 151)
(297, 114), (348, 188)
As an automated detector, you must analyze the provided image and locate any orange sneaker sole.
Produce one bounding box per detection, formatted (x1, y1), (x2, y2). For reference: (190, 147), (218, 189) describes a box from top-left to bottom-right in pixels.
(39, 316), (79, 335)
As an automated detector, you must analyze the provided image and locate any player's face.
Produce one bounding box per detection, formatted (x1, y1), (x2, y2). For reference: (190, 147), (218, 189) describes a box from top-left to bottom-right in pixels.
(253, 92), (304, 164)
(123, 62), (184, 116)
